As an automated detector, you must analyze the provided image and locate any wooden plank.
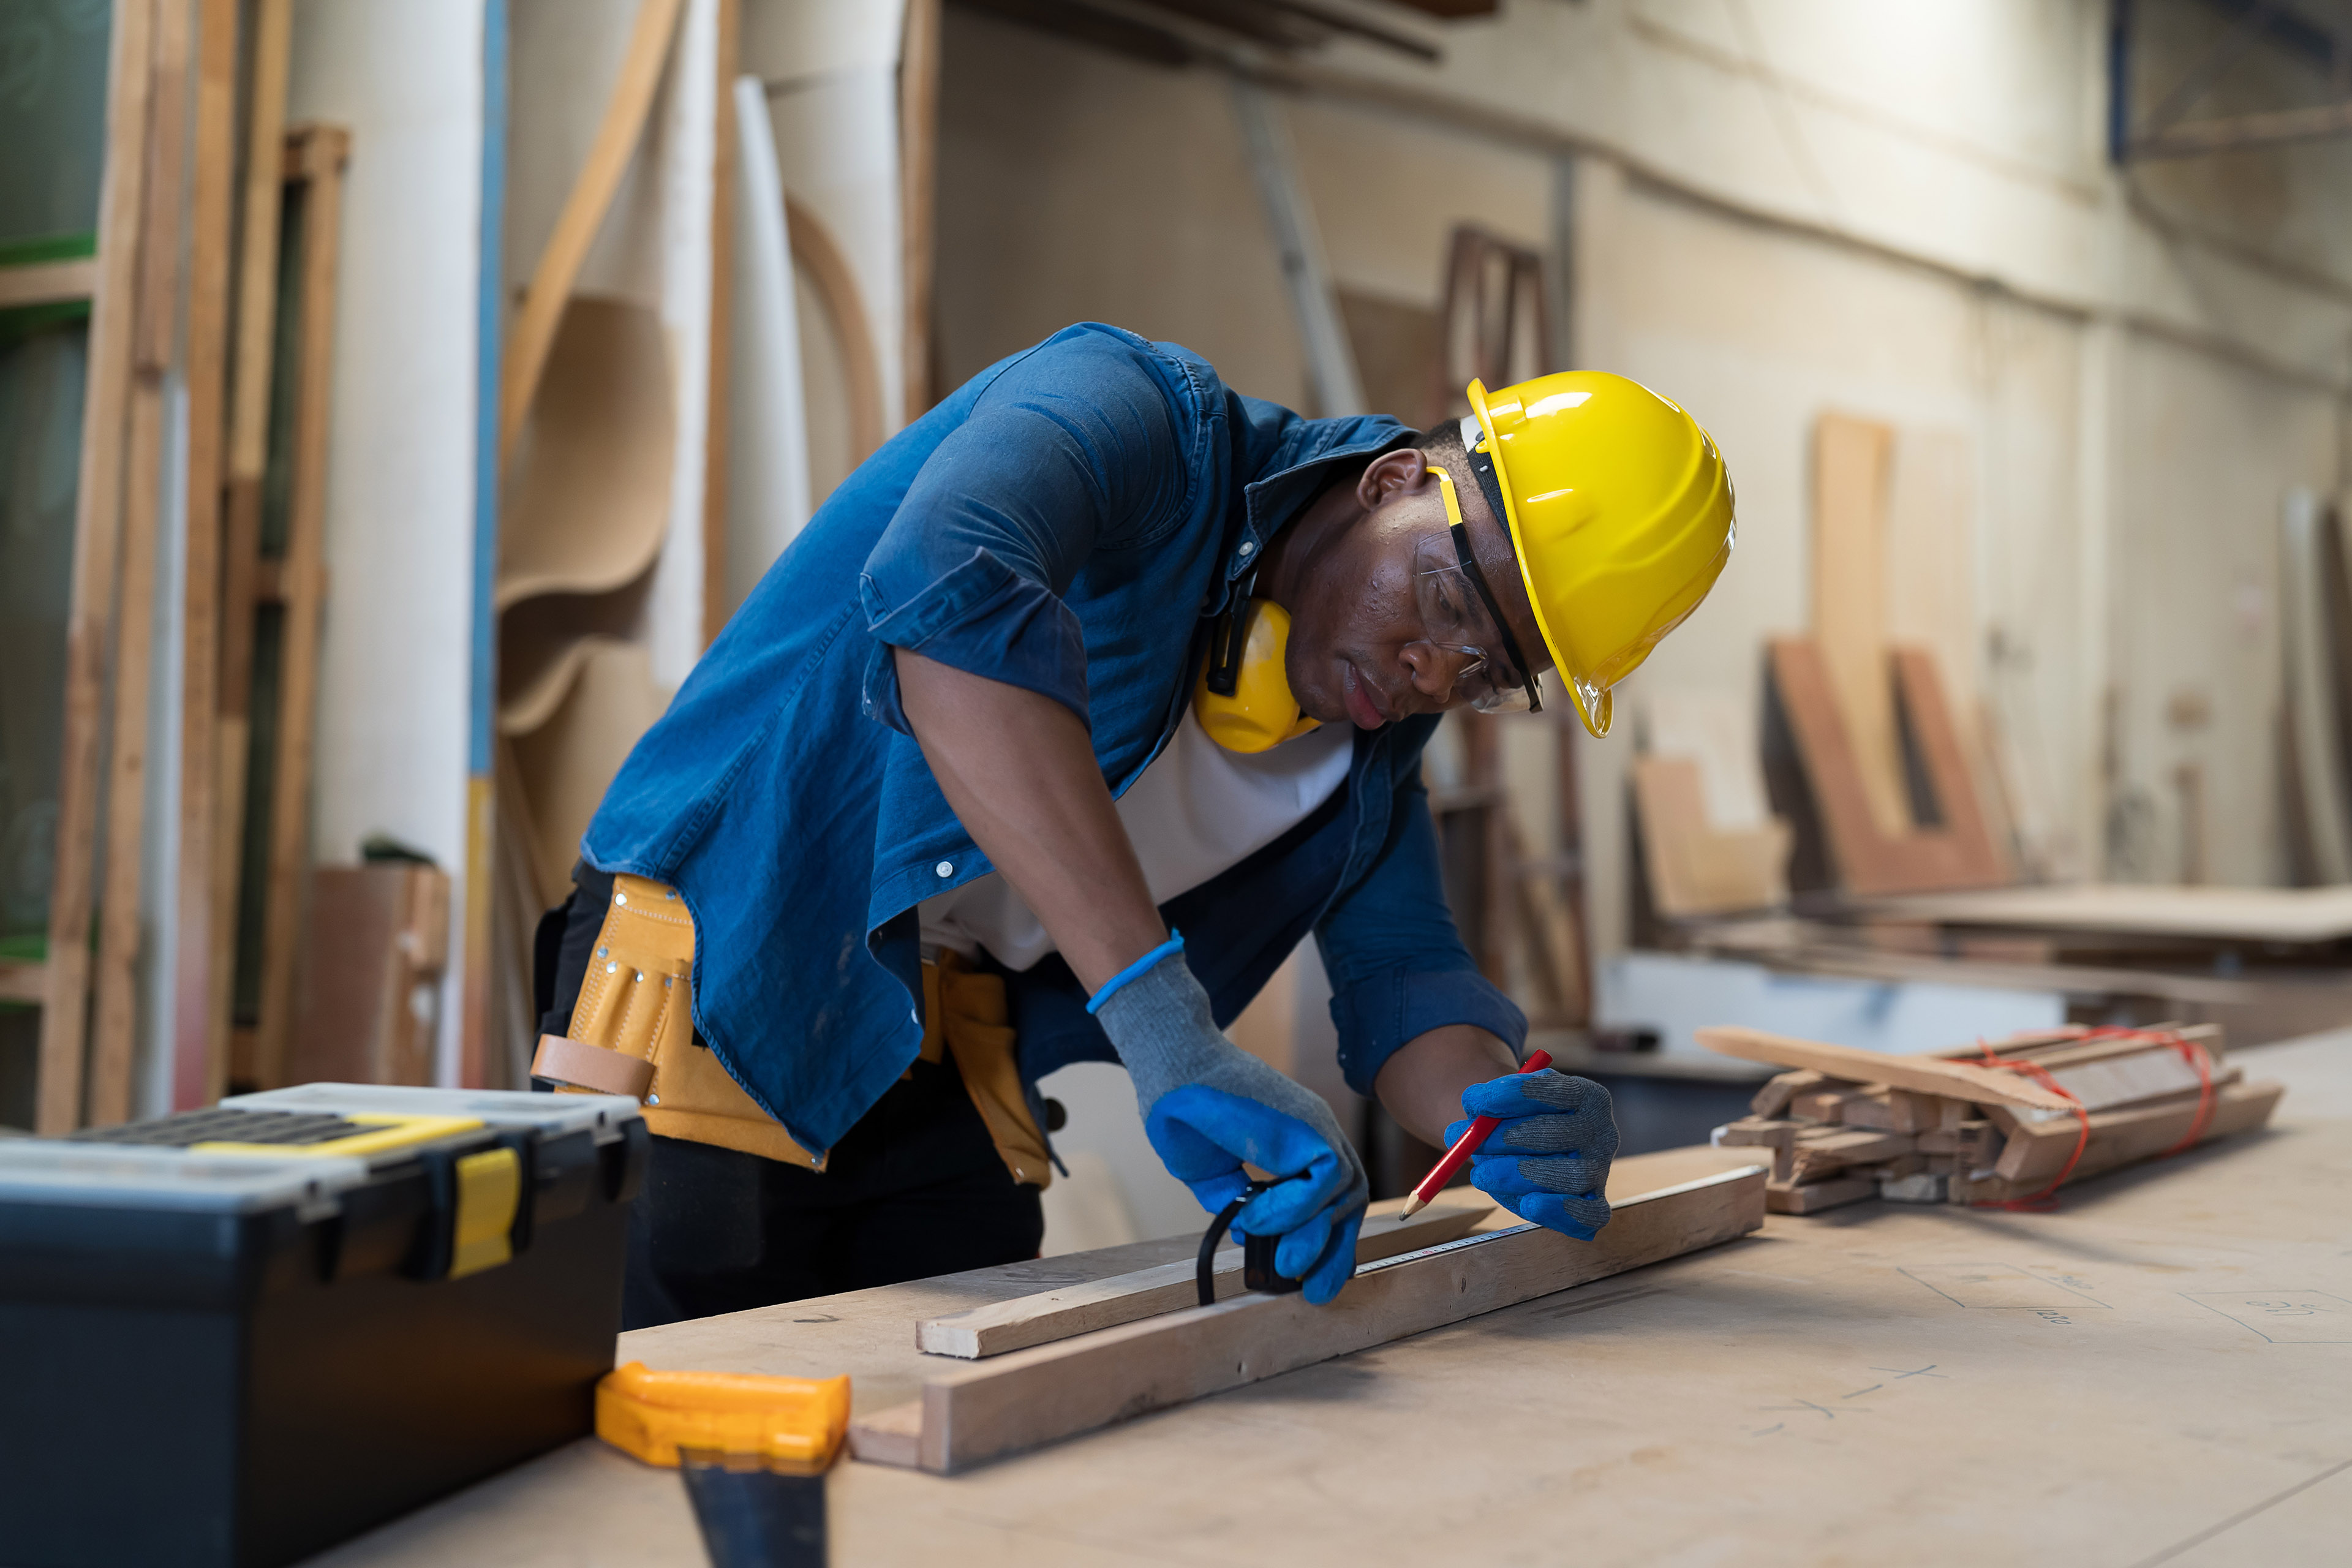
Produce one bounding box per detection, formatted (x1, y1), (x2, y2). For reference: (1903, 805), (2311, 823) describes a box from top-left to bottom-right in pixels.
(1768, 638), (2005, 896)
(251, 126), (350, 1090)
(1790, 1126), (1913, 1182)
(170, 0), (242, 1113)
(1839, 1088), (1938, 1134)
(1766, 1173), (1875, 1214)
(1630, 754), (1790, 916)
(1695, 1025), (2077, 1112)
(0, 258), (100, 308)
(1890, 646), (2008, 884)
(853, 1167), (1766, 1473)
(1977, 1079), (2283, 1193)
(499, 0), (688, 464)
(208, 0), (293, 1101)
(916, 1200), (1488, 1359)
(41, 0), (157, 1133)
(1751, 1068), (1826, 1119)
(899, 0), (941, 423)
(0, 958), (46, 1006)
(1861, 884), (2352, 945)
(1811, 412), (1907, 837)
(699, 0), (740, 649)
(90, 0), (198, 1126)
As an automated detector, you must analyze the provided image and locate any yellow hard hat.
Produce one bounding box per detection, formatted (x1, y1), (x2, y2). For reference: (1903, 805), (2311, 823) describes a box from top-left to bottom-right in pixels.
(1464, 371), (1735, 737)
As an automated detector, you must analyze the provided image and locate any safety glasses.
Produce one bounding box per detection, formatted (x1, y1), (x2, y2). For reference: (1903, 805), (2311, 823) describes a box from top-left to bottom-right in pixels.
(1417, 469), (1543, 714)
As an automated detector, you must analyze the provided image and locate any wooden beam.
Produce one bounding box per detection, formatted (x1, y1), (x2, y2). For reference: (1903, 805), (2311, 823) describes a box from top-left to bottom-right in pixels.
(917, 1199), (1488, 1359)
(41, 0), (158, 1134)
(1694, 1025), (2078, 1112)
(89, 0), (198, 1126)
(0, 959), (45, 1006)
(250, 125), (350, 1091)
(700, 0), (740, 650)
(499, 0), (687, 464)
(851, 1167), (1766, 1474)
(899, 0), (941, 423)
(209, 0), (294, 1099)
(0, 258), (99, 308)
(170, 0), (243, 1112)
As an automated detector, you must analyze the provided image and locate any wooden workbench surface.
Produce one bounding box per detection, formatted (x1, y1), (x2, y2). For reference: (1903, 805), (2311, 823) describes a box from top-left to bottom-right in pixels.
(315, 1031), (2352, 1568)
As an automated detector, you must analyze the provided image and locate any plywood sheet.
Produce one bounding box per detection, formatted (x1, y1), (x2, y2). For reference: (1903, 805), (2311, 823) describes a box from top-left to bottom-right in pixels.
(496, 295), (677, 611)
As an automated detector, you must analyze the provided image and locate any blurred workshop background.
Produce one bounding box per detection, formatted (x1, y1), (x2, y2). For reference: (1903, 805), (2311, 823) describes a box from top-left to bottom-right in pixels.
(4, 0), (2350, 1250)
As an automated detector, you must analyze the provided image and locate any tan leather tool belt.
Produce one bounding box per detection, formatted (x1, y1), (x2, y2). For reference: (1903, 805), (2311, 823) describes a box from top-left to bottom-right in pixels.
(531, 874), (1050, 1187)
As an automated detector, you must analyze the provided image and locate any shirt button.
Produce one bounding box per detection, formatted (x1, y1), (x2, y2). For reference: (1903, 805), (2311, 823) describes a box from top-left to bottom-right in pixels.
(1237, 540), (1255, 557)
(935, 861), (954, 877)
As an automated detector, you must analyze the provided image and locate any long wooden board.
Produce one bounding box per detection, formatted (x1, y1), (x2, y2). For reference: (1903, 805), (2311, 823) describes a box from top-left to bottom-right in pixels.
(1859, 883), (2352, 944)
(852, 1166), (1766, 1473)
(916, 1199), (1487, 1359)
(1694, 1025), (2077, 1112)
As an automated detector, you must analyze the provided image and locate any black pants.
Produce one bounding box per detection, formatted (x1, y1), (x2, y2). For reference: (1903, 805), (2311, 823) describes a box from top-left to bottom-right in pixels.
(540, 872), (1044, 1330)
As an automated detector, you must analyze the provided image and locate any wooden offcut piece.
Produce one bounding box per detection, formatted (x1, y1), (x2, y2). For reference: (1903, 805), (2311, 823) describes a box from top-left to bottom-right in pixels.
(1768, 638), (2007, 896)
(1694, 1025), (2077, 1112)
(1766, 1174), (1874, 1215)
(285, 864), (451, 1087)
(917, 1199), (1487, 1359)
(1630, 755), (1792, 916)
(852, 1167), (1766, 1473)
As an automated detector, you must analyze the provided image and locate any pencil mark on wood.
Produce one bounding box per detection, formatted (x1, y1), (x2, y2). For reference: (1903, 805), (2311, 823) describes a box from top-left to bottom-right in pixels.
(2183, 1290), (2352, 1343)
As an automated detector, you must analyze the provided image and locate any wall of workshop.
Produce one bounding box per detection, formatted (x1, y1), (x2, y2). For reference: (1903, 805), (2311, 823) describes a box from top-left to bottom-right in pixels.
(2109, 334), (2340, 885)
(933, 0), (2352, 959)
(933, 9), (1305, 408)
(289, 0), (488, 1082)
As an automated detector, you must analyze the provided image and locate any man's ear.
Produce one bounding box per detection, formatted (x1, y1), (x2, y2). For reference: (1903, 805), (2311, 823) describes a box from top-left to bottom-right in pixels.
(1356, 447), (1430, 510)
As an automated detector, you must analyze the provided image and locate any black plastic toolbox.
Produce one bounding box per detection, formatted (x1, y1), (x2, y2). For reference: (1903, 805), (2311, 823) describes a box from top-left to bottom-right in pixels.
(0, 1084), (647, 1568)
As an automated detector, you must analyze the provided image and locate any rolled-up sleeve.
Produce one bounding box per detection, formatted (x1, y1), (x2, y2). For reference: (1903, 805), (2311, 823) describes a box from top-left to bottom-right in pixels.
(1316, 768), (1529, 1095)
(858, 328), (1194, 733)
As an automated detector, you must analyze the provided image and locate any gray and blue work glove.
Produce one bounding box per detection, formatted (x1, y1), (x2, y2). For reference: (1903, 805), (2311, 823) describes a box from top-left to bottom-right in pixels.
(1089, 935), (1369, 1303)
(1445, 1069), (1620, 1239)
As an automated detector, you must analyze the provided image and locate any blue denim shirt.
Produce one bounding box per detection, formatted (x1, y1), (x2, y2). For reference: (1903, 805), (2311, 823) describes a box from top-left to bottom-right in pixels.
(582, 324), (1526, 1156)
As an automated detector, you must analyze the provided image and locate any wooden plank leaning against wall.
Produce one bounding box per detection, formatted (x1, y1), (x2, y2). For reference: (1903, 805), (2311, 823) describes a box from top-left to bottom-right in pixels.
(39, 0), (158, 1134)
(35, 0), (331, 1128)
(243, 126), (352, 1092)
(204, 0), (293, 1104)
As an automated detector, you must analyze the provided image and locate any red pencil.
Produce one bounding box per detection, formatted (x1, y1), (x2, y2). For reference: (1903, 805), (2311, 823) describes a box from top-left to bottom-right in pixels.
(1396, 1050), (1554, 1218)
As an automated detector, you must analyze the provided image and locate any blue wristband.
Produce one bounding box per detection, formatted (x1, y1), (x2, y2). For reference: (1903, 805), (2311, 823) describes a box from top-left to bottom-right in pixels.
(1085, 932), (1186, 1015)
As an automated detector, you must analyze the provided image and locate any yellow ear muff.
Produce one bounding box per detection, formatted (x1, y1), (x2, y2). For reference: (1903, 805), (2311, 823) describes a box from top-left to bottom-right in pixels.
(1193, 598), (1321, 754)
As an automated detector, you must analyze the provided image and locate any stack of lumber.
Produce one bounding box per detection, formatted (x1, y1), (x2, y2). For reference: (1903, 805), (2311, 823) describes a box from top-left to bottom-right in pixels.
(1697, 1023), (2284, 1213)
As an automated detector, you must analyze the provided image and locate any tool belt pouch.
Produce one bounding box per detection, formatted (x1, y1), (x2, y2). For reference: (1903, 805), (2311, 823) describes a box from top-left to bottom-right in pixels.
(531, 875), (821, 1169)
(925, 952), (1055, 1191)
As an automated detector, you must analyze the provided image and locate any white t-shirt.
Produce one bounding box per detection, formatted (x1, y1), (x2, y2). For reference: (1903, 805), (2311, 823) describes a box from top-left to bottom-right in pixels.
(919, 713), (1354, 971)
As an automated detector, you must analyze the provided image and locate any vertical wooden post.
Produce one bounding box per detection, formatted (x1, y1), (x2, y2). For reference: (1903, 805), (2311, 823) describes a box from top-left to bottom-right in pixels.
(701, 0), (740, 649)
(208, 0), (293, 1098)
(170, 0), (243, 1110)
(899, 0), (941, 424)
(250, 126), (350, 1091)
(40, 0), (160, 1133)
(89, 0), (198, 1126)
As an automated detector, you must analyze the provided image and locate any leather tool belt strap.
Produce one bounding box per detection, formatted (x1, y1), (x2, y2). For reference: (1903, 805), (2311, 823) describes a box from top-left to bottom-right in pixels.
(531, 875), (1051, 1187)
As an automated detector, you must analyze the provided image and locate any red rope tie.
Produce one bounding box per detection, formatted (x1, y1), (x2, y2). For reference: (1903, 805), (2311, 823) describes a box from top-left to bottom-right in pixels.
(1968, 1027), (2219, 1210)
(1971, 1039), (2087, 1212)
